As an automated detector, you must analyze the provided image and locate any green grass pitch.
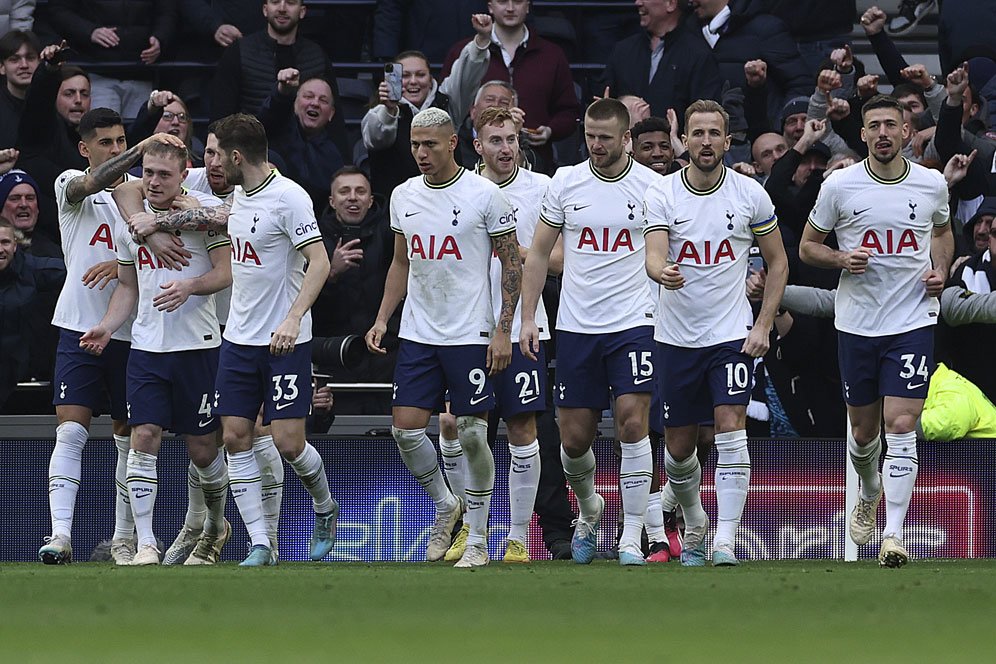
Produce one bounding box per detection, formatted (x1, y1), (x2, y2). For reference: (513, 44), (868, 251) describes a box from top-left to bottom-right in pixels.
(2, 560), (993, 663)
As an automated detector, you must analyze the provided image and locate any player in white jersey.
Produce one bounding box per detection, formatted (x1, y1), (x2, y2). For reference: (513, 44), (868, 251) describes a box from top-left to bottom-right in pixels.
(468, 107), (553, 563)
(126, 114), (336, 567)
(521, 98), (659, 566)
(644, 100), (788, 567)
(39, 107), (185, 566)
(365, 107), (521, 568)
(80, 142), (233, 565)
(800, 94), (953, 568)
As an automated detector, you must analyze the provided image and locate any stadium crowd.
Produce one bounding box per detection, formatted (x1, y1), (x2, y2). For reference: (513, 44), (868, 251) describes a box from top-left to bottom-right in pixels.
(2, 0), (996, 567)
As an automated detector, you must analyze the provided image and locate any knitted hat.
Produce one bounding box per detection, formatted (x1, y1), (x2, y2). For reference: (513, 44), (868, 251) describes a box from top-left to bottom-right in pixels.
(0, 169), (40, 207)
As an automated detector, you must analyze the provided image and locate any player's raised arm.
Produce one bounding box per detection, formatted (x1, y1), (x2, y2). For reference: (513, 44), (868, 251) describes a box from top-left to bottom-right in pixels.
(65, 132), (184, 205)
(519, 220), (559, 360)
(366, 232), (409, 355)
(79, 262), (139, 355)
(128, 202), (232, 239)
(488, 229), (521, 374)
(270, 239), (331, 356)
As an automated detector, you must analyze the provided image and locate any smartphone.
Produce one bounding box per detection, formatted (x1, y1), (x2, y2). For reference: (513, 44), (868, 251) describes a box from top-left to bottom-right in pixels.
(384, 63), (403, 102)
(747, 246), (764, 275)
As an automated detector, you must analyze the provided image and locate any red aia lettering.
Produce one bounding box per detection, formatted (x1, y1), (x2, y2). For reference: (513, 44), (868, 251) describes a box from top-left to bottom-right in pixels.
(577, 227), (634, 252)
(409, 234), (462, 260)
(136, 246), (168, 270)
(231, 237), (261, 265)
(88, 223), (115, 251)
(859, 229), (918, 254)
(675, 239), (735, 264)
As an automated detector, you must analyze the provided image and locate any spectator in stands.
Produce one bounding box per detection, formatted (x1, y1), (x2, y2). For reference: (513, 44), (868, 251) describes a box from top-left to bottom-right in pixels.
(127, 89), (204, 168)
(177, 0), (265, 52)
(629, 115), (677, 175)
(210, 0), (349, 160)
(313, 166), (395, 414)
(764, 118), (830, 245)
(933, 64), (994, 205)
(362, 14), (492, 197)
(601, 0), (722, 126)
(734, 131), (786, 183)
(455, 80), (537, 170)
(373, 0), (486, 63)
(260, 69), (344, 213)
(778, 96), (809, 149)
(45, 0), (176, 117)
(959, 199), (996, 257)
(762, 0), (855, 77)
(0, 1), (34, 36)
(0, 217), (66, 409)
(688, 0), (811, 129)
(0, 166), (59, 257)
(16, 42), (89, 244)
(0, 29), (39, 148)
(441, 0), (580, 173)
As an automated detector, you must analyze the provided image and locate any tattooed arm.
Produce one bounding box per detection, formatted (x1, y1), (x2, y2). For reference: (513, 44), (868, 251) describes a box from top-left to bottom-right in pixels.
(65, 132), (184, 205)
(128, 202), (232, 238)
(488, 229), (522, 375)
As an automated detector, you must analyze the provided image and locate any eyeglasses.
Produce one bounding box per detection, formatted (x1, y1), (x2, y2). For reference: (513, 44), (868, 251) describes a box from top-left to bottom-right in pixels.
(162, 110), (189, 123)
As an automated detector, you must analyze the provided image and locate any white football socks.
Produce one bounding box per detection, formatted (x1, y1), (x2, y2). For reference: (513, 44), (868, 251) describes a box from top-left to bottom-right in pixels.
(227, 449), (269, 549)
(287, 443), (336, 514)
(458, 416), (493, 547)
(393, 427), (457, 511)
(713, 430), (750, 550)
(48, 421), (87, 538)
(183, 461), (207, 531)
(252, 435), (284, 538)
(561, 446), (600, 521)
(619, 437), (653, 550)
(645, 490), (666, 543)
(439, 434), (466, 504)
(848, 430), (883, 501)
(507, 440), (540, 543)
(126, 449), (158, 548)
(663, 448), (706, 535)
(112, 434), (135, 540)
(196, 451), (229, 536)
(883, 431), (918, 541)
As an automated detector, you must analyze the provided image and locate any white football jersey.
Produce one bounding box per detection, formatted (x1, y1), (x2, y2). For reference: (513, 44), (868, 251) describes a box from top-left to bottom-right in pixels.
(540, 157), (656, 334)
(391, 168), (516, 345)
(182, 168), (234, 326)
(808, 158), (949, 336)
(485, 166), (551, 342)
(116, 190), (228, 352)
(52, 169), (136, 341)
(644, 166), (778, 347)
(223, 171), (323, 346)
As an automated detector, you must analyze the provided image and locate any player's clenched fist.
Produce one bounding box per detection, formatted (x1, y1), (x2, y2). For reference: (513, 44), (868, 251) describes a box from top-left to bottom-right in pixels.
(365, 320), (388, 355)
(661, 263), (684, 290)
(841, 249), (870, 274)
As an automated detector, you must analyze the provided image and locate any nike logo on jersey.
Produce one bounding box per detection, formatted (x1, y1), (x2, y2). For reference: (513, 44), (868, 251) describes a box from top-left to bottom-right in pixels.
(906, 382), (926, 390)
(404, 211), (420, 217)
(274, 401), (294, 410)
(727, 388), (746, 396)
(572, 204), (591, 211)
(198, 418), (215, 428)
(469, 394), (490, 406)
(673, 218), (692, 225)
(633, 377), (653, 385)
(889, 471), (912, 478)
(521, 395), (540, 405)
(853, 207), (871, 216)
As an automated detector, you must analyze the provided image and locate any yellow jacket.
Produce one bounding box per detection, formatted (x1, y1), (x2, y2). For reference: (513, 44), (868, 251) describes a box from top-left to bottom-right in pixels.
(921, 363), (996, 440)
